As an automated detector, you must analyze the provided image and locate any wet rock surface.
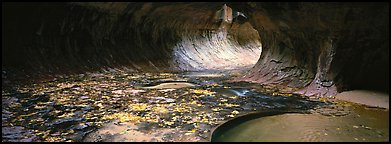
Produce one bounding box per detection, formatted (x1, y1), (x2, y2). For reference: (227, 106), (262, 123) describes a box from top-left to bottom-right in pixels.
(2, 70), (334, 142)
(2, 3), (388, 142)
(3, 3), (388, 96)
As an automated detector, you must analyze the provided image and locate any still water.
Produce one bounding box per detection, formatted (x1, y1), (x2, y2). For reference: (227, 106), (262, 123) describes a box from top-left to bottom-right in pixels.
(3, 70), (388, 142)
(212, 105), (389, 142)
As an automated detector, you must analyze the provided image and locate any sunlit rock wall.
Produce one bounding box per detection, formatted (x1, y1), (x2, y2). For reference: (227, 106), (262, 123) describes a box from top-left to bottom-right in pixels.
(2, 2), (389, 96)
(2, 2), (261, 75)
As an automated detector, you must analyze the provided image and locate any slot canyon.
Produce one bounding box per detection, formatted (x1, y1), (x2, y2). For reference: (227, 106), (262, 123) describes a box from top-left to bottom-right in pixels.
(2, 2), (389, 142)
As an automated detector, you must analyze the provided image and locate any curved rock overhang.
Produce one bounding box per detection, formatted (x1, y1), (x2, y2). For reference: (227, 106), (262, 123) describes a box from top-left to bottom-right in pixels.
(3, 2), (261, 73)
(230, 2), (388, 96)
(2, 2), (389, 96)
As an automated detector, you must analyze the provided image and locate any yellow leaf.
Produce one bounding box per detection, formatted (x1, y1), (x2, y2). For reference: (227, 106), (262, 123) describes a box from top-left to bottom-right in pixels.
(231, 110), (239, 115)
(227, 115), (235, 117)
(187, 128), (196, 133)
(192, 89), (216, 95)
(212, 108), (222, 111)
(206, 83), (219, 87)
(34, 105), (46, 109)
(219, 103), (240, 107)
(220, 99), (228, 102)
(229, 96), (237, 99)
(164, 121), (175, 125)
(129, 103), (149, 111)
(69, 130), (75, 134)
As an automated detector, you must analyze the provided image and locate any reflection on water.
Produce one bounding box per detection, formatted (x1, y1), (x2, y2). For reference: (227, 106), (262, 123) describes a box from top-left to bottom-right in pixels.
(213, 88), (253, 97)
(2, 71), (325, 142)
(212, 105), (389, 142)
(136, 82), (196, 89)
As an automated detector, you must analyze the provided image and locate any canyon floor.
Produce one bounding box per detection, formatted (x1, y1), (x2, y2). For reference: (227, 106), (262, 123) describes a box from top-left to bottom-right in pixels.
(2, 70), (388, 142)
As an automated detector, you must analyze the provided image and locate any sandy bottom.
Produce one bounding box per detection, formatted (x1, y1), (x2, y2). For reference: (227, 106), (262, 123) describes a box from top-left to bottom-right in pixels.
(213, 107), (389, 142)
(335, 90), (389, 109)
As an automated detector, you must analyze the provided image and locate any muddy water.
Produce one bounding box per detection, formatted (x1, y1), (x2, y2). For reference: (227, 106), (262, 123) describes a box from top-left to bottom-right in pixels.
(212, 105), (389, 142)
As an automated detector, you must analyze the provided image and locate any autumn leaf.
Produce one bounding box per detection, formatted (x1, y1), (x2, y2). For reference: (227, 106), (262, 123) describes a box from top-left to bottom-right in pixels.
(231, 110), (239, 115)
(192, 89), (216, 95)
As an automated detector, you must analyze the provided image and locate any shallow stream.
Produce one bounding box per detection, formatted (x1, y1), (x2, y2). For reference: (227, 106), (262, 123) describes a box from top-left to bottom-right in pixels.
(2, 70), (388, 142)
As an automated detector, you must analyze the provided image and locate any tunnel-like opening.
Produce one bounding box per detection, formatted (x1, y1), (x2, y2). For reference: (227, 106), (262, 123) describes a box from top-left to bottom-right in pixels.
(2, 2), (389, 142)
(3, 2), (390, 97)
(2, 2), (389, 96)
(2, 2), (262, 75)
(171, 23), (262, 71)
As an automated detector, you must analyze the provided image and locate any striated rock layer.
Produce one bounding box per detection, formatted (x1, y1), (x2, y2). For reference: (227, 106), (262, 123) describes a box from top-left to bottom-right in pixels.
(3, 2), (261, 73)
(231, 2), (388, 96)
(2, 2), (389, 96)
